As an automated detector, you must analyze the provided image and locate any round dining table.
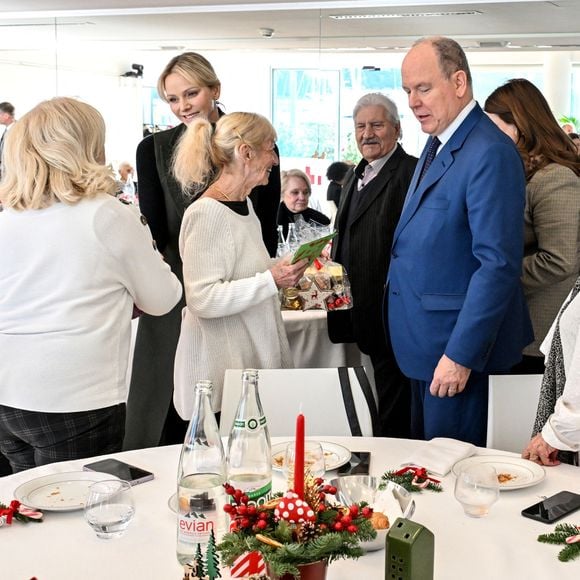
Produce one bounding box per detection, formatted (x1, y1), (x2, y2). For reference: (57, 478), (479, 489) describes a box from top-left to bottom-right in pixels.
(0, 436), (578, 580)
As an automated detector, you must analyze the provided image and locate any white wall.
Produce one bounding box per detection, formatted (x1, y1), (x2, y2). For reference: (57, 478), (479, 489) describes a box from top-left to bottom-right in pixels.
(0, 52), (143, 174)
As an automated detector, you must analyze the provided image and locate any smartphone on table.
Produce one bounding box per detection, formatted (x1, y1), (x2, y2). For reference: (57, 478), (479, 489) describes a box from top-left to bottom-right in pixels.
(337, 452), (371, 476)
(83, 458), (154, 486)
(521, 491), (580, 524)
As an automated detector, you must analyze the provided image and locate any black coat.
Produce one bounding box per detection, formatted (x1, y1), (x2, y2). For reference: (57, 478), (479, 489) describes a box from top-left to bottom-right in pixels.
(328, 144), (417, 355)
(136, 124), (281, 273)
(276, 202), (331, 239)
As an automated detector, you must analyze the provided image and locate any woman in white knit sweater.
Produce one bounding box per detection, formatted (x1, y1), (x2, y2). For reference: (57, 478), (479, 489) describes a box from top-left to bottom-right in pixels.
(0, 98), (182, 472)
(172, 112), (308, 418)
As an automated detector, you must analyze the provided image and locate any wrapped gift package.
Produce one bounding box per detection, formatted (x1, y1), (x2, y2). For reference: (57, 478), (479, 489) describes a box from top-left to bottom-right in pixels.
(281, 259), (352, 311)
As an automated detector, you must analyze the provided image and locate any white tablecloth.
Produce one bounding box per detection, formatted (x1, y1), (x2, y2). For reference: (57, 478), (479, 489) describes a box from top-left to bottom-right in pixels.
(1, 437), (579, 579)
(127, 310), (371, 390)
(282, 310), (371, 371)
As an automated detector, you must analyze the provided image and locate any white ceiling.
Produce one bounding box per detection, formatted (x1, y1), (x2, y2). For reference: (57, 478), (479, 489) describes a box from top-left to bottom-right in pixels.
(0, 0), (579, 53)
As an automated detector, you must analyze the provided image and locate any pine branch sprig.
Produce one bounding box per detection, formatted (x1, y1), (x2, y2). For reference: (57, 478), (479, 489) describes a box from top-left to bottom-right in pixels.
(537, 531), (572, 544)
(558, 544), (580, 563)
(537, 523), (580, 563)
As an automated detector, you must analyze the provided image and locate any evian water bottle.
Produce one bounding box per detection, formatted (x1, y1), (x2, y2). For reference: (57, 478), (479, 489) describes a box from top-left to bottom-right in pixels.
(226, 369), (272, 506)
(176, 380), (226, 566)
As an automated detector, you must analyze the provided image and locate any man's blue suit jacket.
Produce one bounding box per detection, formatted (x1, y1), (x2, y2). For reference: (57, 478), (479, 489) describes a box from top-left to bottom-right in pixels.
(387, 104), (534, 381)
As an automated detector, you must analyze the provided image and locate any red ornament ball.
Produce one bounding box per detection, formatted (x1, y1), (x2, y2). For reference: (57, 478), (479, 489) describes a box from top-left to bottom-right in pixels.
(274, 491), (316, 524)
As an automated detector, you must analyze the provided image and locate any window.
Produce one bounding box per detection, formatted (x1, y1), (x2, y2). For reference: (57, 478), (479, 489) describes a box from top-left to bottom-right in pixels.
(472, 67), (544, 103)
(272, 69), (340, 160)
(570, 65), (580, 123)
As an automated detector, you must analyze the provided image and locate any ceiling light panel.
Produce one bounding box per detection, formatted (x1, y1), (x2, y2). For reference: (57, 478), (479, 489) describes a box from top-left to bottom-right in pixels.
(329, 11), (482, 20)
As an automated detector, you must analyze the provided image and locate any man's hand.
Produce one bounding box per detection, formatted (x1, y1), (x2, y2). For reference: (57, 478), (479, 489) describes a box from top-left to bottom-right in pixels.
(522, 434), (560, 466)
(429, 354), (471, 398)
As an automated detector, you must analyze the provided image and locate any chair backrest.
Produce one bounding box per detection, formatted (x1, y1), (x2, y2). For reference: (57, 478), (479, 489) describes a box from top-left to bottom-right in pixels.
(220, 368), (378, 437)
(486, 374), (543, 453)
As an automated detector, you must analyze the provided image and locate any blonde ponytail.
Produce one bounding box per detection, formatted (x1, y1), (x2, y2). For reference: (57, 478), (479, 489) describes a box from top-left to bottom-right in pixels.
(172, 118), (215, 198)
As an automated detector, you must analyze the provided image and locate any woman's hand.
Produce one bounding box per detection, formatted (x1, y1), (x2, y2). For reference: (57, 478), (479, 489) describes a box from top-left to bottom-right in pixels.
(270, 256), (309, 288)
(320, 241), (332, 260)
(522, 433), (560, 466)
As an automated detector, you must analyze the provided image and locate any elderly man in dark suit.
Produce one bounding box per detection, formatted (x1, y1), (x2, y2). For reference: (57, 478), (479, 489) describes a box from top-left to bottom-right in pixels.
(387, 37), (533, 446)
(328, 93), (417, 437)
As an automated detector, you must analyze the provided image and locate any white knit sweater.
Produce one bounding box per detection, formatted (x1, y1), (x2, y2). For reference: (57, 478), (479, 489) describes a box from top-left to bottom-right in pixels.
(174, 198), (292, 417)
(0, 195), (182, 413)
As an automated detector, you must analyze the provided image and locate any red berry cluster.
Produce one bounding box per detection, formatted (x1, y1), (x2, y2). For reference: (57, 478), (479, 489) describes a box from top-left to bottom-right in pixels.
(223, 484), (270, 533)
(332, 503), (373, 534)
(311, 478), (337, 513)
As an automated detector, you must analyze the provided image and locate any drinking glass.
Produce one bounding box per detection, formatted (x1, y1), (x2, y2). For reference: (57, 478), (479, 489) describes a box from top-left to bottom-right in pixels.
(454, 464), (499, 518)
(84, 479), (135, 539)
(283, 440), (326, 488)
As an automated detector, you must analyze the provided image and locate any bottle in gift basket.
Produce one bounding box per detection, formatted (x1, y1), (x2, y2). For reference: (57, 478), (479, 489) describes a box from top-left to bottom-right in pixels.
(176, 380), (226, 566)
(226, 369), (272, 506)
(276, 224), (288, 258)
(287, 222), (300, 253)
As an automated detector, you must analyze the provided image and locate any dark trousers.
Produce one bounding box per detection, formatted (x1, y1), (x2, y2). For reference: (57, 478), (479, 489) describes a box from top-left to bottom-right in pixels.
(0, 403), (126, 473)
(159, 399), (189, 446)
(410, 373), (488, 446)
(0, 452), (11, 476)
(371, 342), (411, 439)
(124, 302), (187, 450)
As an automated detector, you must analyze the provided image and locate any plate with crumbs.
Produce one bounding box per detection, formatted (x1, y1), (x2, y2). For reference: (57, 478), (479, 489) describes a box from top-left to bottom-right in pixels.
(452, 455), (545, 490)
(14, 471), (119, 511)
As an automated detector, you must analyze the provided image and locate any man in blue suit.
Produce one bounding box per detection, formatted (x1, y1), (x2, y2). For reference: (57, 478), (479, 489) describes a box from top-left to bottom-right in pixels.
(387, 37), (533, 446)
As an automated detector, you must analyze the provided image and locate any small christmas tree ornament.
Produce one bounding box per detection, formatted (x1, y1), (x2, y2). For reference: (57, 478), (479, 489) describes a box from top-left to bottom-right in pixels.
(205, 529), (222, 579)
(194, 544), (205, 579)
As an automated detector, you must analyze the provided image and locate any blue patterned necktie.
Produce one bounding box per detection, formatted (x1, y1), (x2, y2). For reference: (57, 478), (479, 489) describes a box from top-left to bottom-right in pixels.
(416, 136), (441, 186)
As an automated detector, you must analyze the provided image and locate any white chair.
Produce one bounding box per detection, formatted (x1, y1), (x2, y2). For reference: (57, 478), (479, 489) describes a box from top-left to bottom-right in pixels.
(486, 374), (543, 453)
(220, 368), (378, 437)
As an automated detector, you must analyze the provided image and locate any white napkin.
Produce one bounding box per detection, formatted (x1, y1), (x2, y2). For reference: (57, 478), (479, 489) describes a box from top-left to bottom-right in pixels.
(400, 437), (476, 476)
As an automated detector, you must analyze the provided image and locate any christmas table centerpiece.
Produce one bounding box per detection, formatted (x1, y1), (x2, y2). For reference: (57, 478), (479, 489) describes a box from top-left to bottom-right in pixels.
(217, 415), (376, 580)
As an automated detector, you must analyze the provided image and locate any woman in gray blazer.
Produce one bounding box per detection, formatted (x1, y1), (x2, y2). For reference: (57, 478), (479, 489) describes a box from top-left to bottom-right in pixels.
(485, 78), (580, 373)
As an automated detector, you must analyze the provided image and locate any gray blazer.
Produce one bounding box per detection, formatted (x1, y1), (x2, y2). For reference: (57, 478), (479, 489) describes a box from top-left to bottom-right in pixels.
(522, 163), (580, 356)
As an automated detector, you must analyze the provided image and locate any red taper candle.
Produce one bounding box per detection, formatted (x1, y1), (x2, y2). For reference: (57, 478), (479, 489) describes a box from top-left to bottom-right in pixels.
(294, 414), (305, 499)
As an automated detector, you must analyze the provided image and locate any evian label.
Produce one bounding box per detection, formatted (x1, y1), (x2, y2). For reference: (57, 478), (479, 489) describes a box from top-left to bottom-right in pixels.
(233, 415), (267, 432)
(178, 510), (217, 545)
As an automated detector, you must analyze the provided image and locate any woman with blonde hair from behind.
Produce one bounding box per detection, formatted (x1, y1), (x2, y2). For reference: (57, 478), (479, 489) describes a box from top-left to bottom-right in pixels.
(172, 112), (308, 418)
(0, 97), (182, 473)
